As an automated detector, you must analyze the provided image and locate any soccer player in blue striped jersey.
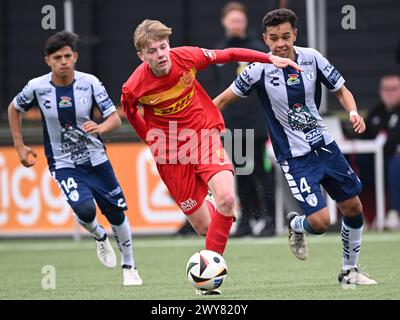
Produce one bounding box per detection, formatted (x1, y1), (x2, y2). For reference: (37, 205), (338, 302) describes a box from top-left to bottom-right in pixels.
(213, 9), (377, 285)
(8, 31), (142, 286)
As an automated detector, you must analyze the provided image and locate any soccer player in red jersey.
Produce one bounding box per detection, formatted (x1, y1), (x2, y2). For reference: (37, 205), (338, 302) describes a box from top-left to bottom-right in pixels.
(121, 20), (301, 293)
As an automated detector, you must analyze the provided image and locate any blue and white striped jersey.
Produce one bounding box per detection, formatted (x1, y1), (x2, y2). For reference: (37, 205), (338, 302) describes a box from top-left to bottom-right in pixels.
(13, 71), (116, 170)
(230, 46), (345, 162)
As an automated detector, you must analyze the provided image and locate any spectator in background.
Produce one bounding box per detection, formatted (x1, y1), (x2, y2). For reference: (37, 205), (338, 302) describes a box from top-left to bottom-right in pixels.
(213, 2), (276, 237)
(361, 75), (400, 229)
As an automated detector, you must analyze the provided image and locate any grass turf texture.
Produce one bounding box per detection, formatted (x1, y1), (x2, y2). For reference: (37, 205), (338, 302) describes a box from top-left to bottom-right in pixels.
(0, 232), (399, 300)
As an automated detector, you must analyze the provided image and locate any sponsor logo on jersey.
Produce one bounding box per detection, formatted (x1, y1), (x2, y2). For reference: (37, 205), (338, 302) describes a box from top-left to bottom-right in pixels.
(287, 103), (320, 131)
(75, 86), (89, 92)
(180, 198), (198, 212)
(305, 193), (318, 207)
(138, 68), (197, 106)
(267, 68), (279, 76)
(327, 69), (342, 86)
(153, 89), (194, 116)
(300, 60), (313, 66)
(241, 69), (253, 83)
(149, 96), (161, 104)
(38, 88), (52, 96)
(201, 48), (216, 61)
(60, 124), (92, 164)
(98, 98), (114, 111)
(16, 89), (30, 106)
(109, 186), (122, 197)
(59, 96), (72, 108)
(305, 128), (323, 146)
(234, 76), (251, 93)
(287, 73), (300, 86)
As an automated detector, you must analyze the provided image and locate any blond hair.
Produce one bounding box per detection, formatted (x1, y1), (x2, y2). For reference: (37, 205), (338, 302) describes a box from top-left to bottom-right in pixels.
(133, 19), (172, 51)
(221, 2), (247, 18)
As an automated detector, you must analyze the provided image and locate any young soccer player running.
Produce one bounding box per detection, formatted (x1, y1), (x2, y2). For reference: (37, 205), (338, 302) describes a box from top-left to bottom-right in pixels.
(213, 9), (377, 285)
(121, 19), (301, 294)
(8, 31), (142, 286)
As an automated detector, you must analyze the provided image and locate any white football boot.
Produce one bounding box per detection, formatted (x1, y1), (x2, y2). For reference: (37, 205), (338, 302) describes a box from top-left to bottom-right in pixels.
(338, 267), (377, 285)
(122, 265), (143, 286)
(95, 234), (117, 268)
(287, 212), (308, 260)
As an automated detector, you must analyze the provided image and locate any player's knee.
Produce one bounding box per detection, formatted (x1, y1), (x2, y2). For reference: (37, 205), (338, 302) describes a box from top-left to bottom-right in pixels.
(73, 200), (96, 223)
(103, 209), (126, 226)
(215, 192), (235, 214)
(347, 201), (363, 216)
(340, 197), (363, 217)
(309, 215), (330, 234)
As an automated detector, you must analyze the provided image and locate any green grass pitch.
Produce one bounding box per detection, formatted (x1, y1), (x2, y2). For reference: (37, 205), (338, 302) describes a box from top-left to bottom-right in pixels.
(1, 232), (399, 300)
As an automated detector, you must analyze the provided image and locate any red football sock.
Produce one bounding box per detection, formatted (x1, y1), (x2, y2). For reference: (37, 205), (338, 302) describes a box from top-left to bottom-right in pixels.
(205, 209), (233, 255)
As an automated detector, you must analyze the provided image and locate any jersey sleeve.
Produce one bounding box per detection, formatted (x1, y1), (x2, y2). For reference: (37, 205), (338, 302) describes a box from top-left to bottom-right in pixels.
(313, 49), (345, 92)
(179, 46), (271, 71)
(230, 63), (264, 98)
(91, 76), (116, 118)
(12, 80), (37, 112)
(121, 84), (147, 141)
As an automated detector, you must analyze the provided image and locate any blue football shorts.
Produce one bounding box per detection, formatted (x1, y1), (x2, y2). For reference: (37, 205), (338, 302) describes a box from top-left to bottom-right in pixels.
(279, 141), (362, 216)
(52, 160), (127, 214)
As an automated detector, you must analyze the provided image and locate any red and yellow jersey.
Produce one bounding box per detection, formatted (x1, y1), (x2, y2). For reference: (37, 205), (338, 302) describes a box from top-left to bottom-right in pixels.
(122, 46), (226, 136)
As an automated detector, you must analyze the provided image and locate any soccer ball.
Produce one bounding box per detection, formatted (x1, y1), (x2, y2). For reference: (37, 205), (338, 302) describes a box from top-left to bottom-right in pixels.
(186, 250), (228, 291)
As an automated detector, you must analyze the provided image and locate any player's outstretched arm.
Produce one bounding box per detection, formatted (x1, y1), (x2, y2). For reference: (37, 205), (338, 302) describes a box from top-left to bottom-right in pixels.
(213, 88), (240, 111)
(8, 102), (37, 167)
(83, 111), (121, 135)
(212, 48), (303, 72)
(334, 85), (365, 134)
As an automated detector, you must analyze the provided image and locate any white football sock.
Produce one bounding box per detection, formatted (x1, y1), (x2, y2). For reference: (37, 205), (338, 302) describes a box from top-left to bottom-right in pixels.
(341, 221), (362, 270)
(77, 217), (106, 240)
(111, 216), (135, 268)
(290, 215), (307, 233)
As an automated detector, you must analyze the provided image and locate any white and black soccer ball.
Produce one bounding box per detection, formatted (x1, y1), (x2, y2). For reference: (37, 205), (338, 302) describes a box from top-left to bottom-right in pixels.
(186, 250), (228, 291)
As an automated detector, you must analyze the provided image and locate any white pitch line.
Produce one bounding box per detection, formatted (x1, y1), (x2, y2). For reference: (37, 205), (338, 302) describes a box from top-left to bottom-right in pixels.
(0, 233), (399, 252)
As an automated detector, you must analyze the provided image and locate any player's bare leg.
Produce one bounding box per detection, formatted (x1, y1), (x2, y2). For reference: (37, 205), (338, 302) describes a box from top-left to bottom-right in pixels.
(337, 196), (377, 285)
(187, 202), (211, 237)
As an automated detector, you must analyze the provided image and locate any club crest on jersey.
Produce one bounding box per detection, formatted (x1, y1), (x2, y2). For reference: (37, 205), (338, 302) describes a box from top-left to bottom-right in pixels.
(287, 73), (300, 86)
(180, 70), (195, 87)
(305, 70), (314, 81)
(59, 96), (72, 108)
(68, 190), (80, 202)
(305, 193), (318, 207)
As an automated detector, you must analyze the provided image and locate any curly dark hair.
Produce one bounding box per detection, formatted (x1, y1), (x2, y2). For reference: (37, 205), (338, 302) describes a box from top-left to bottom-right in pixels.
(262, 8), (297, 31)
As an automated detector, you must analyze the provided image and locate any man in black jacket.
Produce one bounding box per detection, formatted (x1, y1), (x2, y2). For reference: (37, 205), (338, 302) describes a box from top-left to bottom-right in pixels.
(213, 2), (275, 237)
(361, 75), (400, 229)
